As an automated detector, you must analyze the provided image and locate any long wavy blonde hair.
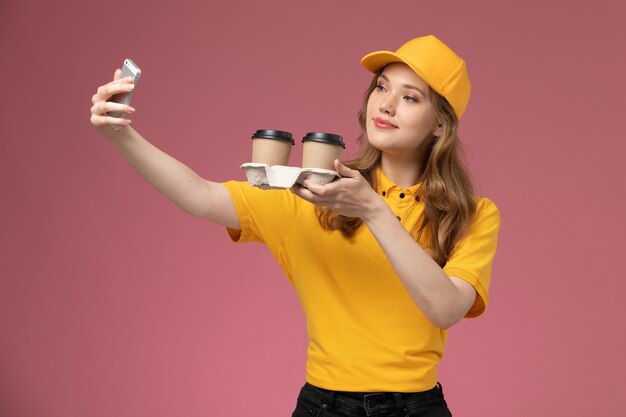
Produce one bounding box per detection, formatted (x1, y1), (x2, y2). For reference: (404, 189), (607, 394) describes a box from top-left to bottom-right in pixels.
(316, 69), (476, 267)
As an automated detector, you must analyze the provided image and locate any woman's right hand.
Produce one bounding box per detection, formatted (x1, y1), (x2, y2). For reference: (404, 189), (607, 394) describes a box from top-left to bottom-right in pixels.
(90, 69), (136, 135)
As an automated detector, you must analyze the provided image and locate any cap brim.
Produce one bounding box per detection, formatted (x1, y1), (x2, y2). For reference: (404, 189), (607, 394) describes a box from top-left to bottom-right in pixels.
(361, 50), (429, 91)
(360, 51), (405, 73)
(361, 50), (442, 103)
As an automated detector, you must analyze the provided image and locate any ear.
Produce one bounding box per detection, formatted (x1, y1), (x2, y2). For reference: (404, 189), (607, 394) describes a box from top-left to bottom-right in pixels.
(433, 122), (443, 138)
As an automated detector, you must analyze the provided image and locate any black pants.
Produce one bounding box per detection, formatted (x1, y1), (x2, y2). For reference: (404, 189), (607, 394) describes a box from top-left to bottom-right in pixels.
(292, 382), (452, 417)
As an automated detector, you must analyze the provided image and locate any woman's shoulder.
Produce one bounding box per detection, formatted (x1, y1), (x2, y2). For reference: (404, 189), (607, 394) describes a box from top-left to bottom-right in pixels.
(225, 180), (311, 212)
(473, 195), (501, 224)
(474, 195), (499, 210)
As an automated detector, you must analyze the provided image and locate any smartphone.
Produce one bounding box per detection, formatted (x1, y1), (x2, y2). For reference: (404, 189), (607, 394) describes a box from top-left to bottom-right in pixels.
(108, 58), (141, 130)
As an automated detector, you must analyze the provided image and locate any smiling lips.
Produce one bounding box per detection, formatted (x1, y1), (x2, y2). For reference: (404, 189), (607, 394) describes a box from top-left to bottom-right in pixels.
(373, 117), (398, 129)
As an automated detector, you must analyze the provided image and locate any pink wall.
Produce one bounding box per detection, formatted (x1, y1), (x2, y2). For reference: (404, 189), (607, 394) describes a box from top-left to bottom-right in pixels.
(1, 0), (625, 416)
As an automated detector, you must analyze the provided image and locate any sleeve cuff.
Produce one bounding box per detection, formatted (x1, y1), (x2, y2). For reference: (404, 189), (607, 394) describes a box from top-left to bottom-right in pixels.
(443, 266), (489, 318)
(222, 181), (257, 243)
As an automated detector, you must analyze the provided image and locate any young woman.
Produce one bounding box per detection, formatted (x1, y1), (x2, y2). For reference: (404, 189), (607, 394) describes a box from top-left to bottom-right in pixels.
(90, 35), (501, 417)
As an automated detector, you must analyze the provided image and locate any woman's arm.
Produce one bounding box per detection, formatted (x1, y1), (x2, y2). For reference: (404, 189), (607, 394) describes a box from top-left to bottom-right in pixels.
(90, 69), (239, 230)
(359, 198), (476, 329)
(291, 160), (475, 329)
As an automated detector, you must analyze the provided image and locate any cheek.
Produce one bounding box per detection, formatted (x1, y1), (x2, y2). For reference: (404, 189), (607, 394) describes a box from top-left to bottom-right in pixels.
(403, 108), (437, 132)
(365, 96), (376, 118)
(364, 101), (376, 137)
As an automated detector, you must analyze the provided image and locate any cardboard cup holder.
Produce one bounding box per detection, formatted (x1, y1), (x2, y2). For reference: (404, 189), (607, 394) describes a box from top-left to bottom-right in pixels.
(240, 163), (339, 189)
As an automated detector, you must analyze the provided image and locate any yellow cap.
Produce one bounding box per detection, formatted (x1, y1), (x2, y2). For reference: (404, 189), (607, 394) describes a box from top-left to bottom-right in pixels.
(361, 35), (471, 119)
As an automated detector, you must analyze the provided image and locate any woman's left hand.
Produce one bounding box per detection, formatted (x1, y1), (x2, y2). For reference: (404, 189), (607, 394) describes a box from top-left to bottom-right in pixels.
(290, 160), (383, 220)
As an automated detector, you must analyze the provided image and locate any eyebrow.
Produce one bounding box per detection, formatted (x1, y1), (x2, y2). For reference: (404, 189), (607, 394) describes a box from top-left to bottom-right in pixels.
(380, 74), (426, 98)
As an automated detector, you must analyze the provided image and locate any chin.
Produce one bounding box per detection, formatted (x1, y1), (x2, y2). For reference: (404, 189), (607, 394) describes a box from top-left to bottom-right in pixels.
(367, 139), (397, 155)
(365, 135), (384, 151)
(366, 131), (394, 152)
(365, 126), (387, 146)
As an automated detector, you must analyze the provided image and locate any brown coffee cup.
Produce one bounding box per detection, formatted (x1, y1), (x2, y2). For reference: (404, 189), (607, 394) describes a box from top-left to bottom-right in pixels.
(301, 132), (345, 170)
(251, 130), (294, 166)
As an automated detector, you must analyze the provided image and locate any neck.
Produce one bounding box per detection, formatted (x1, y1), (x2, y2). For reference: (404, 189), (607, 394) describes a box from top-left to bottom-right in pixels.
(380, 153), (424, 189)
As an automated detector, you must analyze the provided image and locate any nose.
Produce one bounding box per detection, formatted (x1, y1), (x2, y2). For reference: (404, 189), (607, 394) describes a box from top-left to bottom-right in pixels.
(379, 96), (395, 116)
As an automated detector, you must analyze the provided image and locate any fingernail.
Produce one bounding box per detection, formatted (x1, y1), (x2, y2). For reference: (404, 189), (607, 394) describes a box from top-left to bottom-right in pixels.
(128, 107), (136, 113)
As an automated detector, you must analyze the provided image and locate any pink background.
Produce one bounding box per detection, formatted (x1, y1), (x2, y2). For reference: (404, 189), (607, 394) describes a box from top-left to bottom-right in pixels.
(1, 0), (625, 416)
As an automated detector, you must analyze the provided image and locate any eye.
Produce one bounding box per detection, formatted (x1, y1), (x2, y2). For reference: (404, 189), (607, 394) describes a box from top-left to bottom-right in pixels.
(375, 84), (386, 92)
(403, 96), (418, 103)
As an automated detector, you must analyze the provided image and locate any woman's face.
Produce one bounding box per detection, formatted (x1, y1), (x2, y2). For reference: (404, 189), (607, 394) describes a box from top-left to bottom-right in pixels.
(366, 63), (441, 160)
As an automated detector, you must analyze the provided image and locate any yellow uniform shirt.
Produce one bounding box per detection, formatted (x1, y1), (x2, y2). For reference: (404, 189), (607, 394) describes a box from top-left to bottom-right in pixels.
(223, 169), (500, 392)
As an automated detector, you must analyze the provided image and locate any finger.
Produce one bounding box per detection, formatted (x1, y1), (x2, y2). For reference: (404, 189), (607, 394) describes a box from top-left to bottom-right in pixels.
(90, 113), (132, 127)
(303, 179), (326, 194)
(290, 183), (312, 200)
(95, 82), (134, 101)
(291, 184), (328, 204)
(95, 101), (135, 115)
(291, 183), (315, 198)
(304, 178), (344, 196)
(113, 68), (122, 81)
(110, 74), (133, 87)
(96, 82), (131, 99)
(334, 160), (358, 178)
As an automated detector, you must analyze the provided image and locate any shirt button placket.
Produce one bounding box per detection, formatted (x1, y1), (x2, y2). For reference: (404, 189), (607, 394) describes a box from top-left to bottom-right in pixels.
(397, 190), (413, 224)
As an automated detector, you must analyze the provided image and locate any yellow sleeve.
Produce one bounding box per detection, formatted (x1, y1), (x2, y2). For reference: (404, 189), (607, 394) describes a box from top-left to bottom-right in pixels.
(222, 180), (303, 250)
(443, 197), (501, 318)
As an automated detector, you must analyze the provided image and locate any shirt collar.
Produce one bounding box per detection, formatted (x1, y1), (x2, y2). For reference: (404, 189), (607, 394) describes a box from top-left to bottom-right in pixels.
(375, 166), (424, 197)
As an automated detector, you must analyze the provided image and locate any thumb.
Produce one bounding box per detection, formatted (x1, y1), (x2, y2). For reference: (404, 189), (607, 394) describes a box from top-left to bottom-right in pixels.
(334, 159), (358, 178)
(113, 68), (122, 81)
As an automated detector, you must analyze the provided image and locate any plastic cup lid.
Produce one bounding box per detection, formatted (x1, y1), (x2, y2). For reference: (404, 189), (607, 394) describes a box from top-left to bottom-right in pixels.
(301, 132), (345, 148)
(251, 129), (294, 144)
